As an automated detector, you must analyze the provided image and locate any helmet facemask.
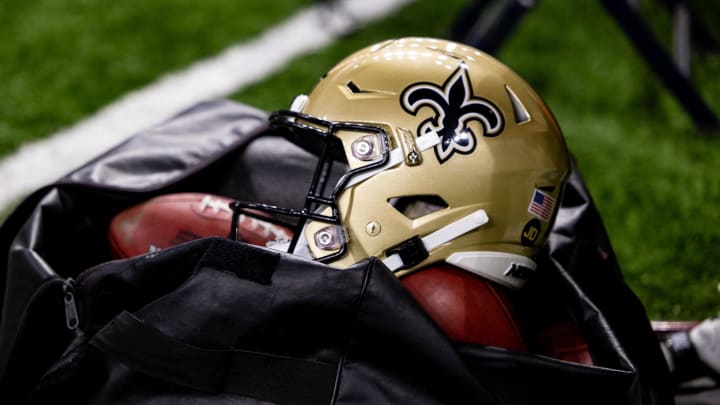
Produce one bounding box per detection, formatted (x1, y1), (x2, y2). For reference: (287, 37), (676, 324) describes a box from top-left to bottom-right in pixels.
(230, 108), (392, 263)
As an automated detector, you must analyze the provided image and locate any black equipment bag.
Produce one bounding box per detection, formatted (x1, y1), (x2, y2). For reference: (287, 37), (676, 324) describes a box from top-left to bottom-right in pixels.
(0, 100), (674, 404)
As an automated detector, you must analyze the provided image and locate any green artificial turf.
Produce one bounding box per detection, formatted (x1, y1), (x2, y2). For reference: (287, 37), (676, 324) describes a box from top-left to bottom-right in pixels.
(0, 0), (316, 157)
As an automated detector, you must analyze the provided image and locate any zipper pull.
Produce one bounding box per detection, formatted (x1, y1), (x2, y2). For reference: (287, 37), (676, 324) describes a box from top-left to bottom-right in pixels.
(62, 278), (79, 331)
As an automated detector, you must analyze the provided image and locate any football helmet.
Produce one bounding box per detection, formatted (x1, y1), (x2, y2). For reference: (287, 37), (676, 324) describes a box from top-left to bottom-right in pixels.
(232, 37), (570, 288)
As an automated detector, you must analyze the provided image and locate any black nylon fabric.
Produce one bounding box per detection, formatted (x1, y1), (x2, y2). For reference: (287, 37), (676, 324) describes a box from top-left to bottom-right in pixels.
(0, 99), (674, 404)
(27, 238), (501, 404)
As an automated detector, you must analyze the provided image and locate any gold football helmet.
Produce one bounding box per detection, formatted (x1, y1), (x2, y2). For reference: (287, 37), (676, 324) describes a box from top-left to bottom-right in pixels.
(234, 37), (570, 288)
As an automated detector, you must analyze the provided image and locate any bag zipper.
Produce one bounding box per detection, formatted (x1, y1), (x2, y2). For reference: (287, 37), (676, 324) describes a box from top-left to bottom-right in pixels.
(62, 278), (80, 332)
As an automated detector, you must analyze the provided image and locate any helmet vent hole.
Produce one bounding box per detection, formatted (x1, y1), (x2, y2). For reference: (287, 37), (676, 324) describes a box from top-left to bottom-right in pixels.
(388, 195), (448, 220)
(346, 81), (362, 94)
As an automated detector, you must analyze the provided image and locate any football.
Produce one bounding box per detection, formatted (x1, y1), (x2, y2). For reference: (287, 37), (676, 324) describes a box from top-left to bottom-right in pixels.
(108, 192), (293, 258)
(401, 263), (527, 351)
(534, 320), (593, 365)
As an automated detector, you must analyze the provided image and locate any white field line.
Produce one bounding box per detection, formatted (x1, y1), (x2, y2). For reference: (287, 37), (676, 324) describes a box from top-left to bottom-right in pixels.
(0, 0), (413, 211)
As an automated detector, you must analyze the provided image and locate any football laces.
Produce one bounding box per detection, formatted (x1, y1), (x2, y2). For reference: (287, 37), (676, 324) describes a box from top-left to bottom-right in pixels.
(199, 195), (290, 240)
(199, 195), (233, 216)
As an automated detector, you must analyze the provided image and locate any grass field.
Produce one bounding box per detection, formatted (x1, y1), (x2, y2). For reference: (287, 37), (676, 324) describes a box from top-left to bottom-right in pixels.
(0, 0), (316, 156)
(1, 0), (719, 320)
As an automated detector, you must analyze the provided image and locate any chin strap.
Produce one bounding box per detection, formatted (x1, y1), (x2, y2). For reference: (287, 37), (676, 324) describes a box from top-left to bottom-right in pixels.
(382, 209), (489, 272)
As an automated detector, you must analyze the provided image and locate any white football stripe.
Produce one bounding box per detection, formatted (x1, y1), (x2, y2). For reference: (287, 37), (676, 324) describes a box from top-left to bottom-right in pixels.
(0, 0), (413, 212)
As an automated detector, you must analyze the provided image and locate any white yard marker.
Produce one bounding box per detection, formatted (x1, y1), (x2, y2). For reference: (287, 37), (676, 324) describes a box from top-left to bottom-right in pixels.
(0, 0), (413, 211)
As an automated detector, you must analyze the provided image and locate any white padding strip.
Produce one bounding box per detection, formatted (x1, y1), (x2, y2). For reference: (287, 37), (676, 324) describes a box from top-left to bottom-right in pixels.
(421, 209), (489, 252)
(382, 254), (405, 272)
(416, 130), (441, 150)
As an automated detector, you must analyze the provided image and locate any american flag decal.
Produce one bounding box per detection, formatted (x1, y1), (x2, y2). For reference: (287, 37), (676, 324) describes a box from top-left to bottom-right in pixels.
(528, 189), (555, 222)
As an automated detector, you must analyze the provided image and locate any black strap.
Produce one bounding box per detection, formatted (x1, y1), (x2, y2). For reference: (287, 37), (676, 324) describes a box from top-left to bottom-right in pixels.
(90, 311), (337, 404)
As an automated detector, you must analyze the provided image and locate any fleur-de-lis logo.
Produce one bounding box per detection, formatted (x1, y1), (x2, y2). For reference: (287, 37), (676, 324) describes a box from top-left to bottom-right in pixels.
(401, 64), (504, 163)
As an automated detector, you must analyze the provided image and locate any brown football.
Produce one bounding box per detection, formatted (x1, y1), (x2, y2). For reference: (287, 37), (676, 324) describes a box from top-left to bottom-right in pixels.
(108, 192), (293, 258)
(401, 263), (527, 351)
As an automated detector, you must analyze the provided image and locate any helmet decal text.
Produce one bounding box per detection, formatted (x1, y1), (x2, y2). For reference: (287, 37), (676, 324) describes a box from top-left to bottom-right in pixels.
(401, 63), (504, 163)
